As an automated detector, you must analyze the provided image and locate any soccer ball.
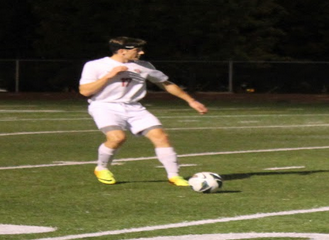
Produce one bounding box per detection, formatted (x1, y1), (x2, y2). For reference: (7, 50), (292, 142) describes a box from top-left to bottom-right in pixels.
(188, 172), (223, 193)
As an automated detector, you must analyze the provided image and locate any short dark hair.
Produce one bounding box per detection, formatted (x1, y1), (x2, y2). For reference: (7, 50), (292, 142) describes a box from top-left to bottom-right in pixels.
(109, 36), (146, 54)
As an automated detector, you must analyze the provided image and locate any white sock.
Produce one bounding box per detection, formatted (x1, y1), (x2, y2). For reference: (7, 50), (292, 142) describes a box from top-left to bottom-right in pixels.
(96, 144), (117, 170)
(155, 147), (179, 179)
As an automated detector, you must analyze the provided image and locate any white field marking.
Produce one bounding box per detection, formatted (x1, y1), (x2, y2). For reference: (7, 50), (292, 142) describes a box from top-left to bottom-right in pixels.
(0, 224), (56, 235)
(154, 108), (255, 112)
(153, 107), (292, 112)
(0, 110), (65, 113)
(239, 120), (260, 123)
(2, 113), (329, 122)
(158, 113), (329, 119)
(148, 107), (254, 112)
(308, 121), (326, 124)
(155, 164), (198, 168)
(0, 105), (38, 107)
(265, 166), (305, 171)
(3, 123), (329, 137)
(31, 206), (329, 240)
(0, 117), (91, 122)
(126, 232), (329, 240)
(1, 145), (329, 170)
(166, 123), (329, 131)
(149, 107), (245, 112)
(0, 160), (96, 170)
(177, 120), (200, 122)
(53, 161), (124, 166)
(0, 129), (98, 136)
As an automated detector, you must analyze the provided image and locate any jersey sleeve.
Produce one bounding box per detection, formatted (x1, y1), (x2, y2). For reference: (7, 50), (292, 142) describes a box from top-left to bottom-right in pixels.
(134, 61), (169, 83)
(146, 69), (169, 83)
(134, 60), (156, 70)
(79, 62), (97, 85)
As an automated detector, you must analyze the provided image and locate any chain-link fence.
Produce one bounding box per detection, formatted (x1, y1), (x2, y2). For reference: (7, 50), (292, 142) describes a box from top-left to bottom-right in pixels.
(0, 59), (85, 92)
(1, 59), (329, 93)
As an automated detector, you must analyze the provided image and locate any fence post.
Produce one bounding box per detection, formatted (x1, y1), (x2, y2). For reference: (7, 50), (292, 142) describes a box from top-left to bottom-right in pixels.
(228, 60), (233, 93)
(15, 59), (19, 93)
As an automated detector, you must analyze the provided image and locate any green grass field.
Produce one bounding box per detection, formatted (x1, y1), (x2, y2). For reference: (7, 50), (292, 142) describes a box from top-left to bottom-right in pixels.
(1, 97), (329, 240)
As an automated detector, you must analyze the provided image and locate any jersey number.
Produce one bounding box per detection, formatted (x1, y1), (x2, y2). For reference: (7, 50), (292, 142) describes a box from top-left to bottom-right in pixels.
(121, 78), (132, 87)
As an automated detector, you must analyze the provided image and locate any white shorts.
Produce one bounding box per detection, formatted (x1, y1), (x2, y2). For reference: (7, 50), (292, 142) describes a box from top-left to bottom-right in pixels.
(88, 102), (162, 135)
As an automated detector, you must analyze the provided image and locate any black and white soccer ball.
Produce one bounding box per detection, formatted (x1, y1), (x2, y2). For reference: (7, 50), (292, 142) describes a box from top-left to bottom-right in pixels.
(188, 172), (223, 193)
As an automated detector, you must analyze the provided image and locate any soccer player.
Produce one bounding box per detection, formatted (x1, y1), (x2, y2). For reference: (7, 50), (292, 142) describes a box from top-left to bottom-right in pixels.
(79, 36), (208, 186)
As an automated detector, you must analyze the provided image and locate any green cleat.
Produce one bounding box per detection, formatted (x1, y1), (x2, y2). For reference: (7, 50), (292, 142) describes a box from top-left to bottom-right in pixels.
(94, 168), (116, 185)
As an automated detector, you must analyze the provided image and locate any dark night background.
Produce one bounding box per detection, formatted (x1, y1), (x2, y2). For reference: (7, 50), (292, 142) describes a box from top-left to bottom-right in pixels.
(1, 0), (329, 92)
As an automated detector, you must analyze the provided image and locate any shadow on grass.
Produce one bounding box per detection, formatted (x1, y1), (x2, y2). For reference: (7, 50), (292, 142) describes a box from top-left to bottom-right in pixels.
(113, 180), (241, 194)
(221, 169), (329, 181)
(114, 180), (168, 185)
(108, 170), (328, 194)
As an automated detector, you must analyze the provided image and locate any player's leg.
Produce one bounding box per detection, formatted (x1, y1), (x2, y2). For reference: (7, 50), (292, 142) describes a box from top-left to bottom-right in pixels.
(88, 103), (127, 185)
(94, 129), (126, 185)
(145, 128), (189, 186)
(128, 104), (189, 186)
(97, 129), (126, 170)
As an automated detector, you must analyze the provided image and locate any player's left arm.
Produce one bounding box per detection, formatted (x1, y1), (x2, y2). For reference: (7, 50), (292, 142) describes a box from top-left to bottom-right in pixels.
(159, 81), (208, 115)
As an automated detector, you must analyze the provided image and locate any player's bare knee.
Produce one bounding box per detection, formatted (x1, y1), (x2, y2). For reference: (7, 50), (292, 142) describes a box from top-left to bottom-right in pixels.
(157, 133), (170, 144)
(146, 130), (170, 146)
(105, 131), (127, 147)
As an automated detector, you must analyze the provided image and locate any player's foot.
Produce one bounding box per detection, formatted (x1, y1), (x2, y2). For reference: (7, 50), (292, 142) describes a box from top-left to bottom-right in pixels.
(94, 168), (116, 185)
(168, 176), (189, 186)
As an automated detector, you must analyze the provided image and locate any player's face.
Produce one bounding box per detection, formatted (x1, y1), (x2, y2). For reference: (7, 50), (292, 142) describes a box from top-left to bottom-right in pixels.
(124, 48), (144, 61)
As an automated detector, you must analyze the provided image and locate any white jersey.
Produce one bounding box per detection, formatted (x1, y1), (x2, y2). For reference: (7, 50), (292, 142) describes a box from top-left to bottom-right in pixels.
(79, 57), (168, 103)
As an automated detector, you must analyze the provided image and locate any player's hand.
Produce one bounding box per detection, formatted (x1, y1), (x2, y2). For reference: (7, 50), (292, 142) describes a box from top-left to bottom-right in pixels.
(189, 100), (208, 115)
(111, 66), (128, 75)
(103, 66), (128, 80)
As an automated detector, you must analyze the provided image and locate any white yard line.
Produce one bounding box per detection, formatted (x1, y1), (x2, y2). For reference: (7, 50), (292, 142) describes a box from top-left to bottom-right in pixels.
(0, 110), (65, 113)
(2, 113), (329, 122)
(159, 113), (329, 118)
(2, 123), (329, 137)
(125, 232), (329, 240)
(0, 118), (91, 122)
(0, 129), (98, 136)
(1, 145), (329, 170)
(265, 166), (305, 170)
(0, 225), (56, 235)
(30, 206), (329, 240)
(167, 123), (329, 131)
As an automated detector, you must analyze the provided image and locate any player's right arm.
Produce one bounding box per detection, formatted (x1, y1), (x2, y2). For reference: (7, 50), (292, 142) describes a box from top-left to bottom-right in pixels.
(79, 66), (128, 97)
